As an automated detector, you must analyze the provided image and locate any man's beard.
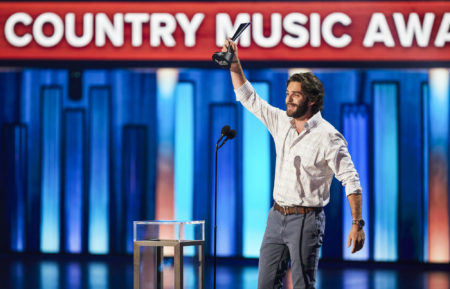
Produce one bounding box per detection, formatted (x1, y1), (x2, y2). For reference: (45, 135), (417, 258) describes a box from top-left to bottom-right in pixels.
(286, 99), (309, 118)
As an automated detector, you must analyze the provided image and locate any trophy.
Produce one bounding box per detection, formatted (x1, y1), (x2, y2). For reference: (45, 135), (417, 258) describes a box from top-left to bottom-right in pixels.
(212, 22), (251, 69)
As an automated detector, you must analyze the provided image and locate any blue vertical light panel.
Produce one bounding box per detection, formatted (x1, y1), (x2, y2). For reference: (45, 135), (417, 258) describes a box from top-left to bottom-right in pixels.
(41, 86), (62, 253)
(64, 110), (84, 253)
(373, 83), (398, 261)
(243, 82), (271, 258)
(211, 104), (238, 256)
(174, 82), (196, 255)
(123, 126), (147, 253)
(422, 83), (429, 262)
(174, 82), (194, 223)
(155, 69), (177, 223)
(342, 105), (370, 260)
(397, 72), (427, 262)
(428, 69), (450, 263)
(89, 87), (110, 254)
(4, 125), (27, 252)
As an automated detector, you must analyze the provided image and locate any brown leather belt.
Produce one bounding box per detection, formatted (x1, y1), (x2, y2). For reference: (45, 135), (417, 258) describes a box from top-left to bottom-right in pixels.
(273, 202), (320, 216)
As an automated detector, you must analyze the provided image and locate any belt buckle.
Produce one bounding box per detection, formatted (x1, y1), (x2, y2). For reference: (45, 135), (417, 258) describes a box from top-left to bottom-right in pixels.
(283, 206), (288, 216)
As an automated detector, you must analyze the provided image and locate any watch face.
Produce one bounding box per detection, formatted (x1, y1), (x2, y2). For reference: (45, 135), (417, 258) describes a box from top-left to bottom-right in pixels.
(353, 219), (365, 227)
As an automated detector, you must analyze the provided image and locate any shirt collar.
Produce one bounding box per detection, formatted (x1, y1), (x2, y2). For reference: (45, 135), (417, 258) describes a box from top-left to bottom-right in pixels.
(290, 111), (323, 131)
(305, 111), (323, 130)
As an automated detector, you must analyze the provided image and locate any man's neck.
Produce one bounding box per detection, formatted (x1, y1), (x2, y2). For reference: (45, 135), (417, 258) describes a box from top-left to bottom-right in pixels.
(293, 111), (314, 134)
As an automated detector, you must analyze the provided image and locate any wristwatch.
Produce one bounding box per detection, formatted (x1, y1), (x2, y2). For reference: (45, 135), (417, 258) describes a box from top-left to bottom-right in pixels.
(352, 219), (365, 229)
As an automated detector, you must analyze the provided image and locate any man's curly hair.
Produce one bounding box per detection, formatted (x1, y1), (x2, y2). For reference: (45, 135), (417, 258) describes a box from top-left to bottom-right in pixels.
(286, 72), (325, 114)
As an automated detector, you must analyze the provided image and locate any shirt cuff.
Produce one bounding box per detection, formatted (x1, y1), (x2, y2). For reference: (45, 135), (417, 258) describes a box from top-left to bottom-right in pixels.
(345, 181), (362, 196)
(234, 80), (253, 101)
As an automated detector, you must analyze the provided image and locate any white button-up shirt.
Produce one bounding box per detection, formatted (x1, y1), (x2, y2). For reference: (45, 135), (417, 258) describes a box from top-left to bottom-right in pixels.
(236, 81), (362, 207)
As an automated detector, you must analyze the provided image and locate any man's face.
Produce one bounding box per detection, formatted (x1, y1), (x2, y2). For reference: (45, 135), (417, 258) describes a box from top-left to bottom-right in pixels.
(286, 81), (309, 118)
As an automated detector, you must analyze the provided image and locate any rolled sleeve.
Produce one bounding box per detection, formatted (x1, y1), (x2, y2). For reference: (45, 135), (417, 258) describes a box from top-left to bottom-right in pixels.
(343, 180), (362, 196)
(326, 133), (362, 196)
(234, 80), (254, 102)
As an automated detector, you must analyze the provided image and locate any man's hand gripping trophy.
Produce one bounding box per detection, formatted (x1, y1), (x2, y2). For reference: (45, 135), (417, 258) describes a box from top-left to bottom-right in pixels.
(212, 23), (250, 69)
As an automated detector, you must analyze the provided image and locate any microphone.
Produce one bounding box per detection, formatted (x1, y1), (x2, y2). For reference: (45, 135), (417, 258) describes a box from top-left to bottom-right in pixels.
(227, 129), (237, 140)
(217, 125), (231, 144)
(218, 129), (236, 149)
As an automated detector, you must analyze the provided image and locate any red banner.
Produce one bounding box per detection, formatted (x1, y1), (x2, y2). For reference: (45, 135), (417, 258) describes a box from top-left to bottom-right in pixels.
(0, 1), (449, 61)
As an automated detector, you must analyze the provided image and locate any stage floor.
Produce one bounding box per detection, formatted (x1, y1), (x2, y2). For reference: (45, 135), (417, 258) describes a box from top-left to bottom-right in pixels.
(0, 254), (448, 289)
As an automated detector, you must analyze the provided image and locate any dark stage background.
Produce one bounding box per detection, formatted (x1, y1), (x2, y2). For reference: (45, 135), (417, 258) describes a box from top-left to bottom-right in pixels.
(1, 67), (448, 262)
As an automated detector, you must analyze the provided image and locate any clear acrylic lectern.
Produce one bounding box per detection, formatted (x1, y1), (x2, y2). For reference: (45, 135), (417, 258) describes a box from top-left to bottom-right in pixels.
(133, 220), (205, 289)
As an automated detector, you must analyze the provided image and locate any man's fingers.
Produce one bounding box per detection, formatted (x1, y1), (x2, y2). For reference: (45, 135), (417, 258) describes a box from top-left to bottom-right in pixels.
(347, 235), (351, 248)
(226, 38), (238, 52)
(231, 41), (237, 51)
(357, 234), (365, 252)
(354, 240), (361, 253)
(359, 237), (365, 250)
(352, 237), (364, 253)
(221, 38), (231, 52)
(358, 241), (363, 252)
(221, 38), (239, 55)
(221, 40), (228, 52)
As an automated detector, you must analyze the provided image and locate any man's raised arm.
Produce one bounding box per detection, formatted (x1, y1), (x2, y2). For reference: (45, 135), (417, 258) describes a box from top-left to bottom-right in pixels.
(222, 38), (246, 89)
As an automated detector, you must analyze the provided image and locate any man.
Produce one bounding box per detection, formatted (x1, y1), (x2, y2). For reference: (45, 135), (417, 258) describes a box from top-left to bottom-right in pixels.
(221, 39), (365, 289)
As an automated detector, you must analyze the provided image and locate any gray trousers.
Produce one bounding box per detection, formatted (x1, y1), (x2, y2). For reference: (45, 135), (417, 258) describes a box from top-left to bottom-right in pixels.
(257, 206), (325, 289)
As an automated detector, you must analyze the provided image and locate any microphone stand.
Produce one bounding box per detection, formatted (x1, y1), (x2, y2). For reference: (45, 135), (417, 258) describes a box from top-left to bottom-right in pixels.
(214, 142), (219, 289)
(213, 129), (235, 289)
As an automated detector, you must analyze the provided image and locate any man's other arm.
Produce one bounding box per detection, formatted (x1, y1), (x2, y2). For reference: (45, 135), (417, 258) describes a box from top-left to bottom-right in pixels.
(325, 134), (365, 253)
